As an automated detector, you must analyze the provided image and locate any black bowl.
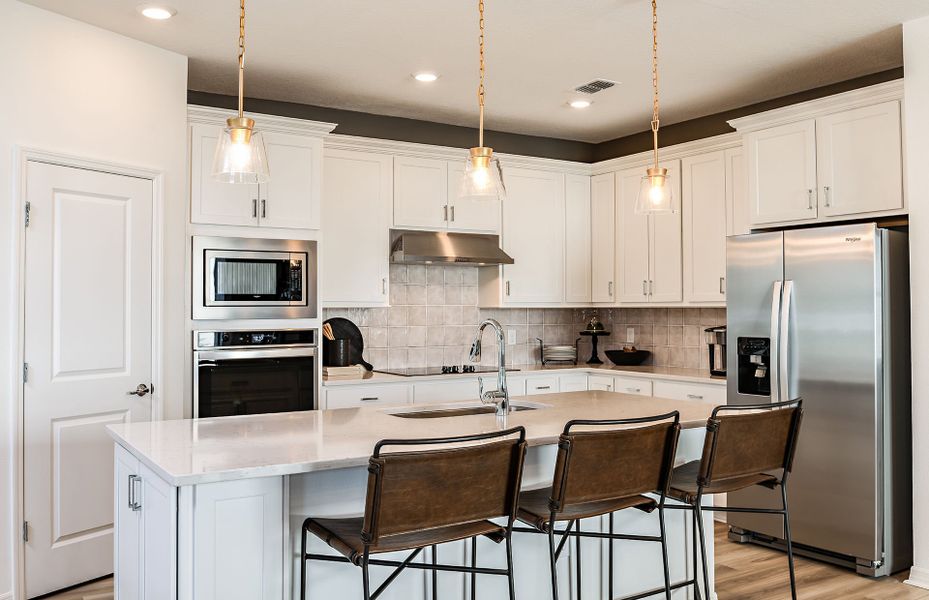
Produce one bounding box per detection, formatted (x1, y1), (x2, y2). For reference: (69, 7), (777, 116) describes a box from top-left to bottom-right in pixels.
(605, 350), (651, 366)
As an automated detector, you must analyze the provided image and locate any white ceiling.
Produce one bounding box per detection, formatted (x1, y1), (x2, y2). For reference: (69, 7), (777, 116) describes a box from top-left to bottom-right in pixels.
(22, 0), (929, 142)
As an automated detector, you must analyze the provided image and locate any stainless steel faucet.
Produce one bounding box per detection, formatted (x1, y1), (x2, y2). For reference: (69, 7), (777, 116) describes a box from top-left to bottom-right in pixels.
(468, 318), (510, 416)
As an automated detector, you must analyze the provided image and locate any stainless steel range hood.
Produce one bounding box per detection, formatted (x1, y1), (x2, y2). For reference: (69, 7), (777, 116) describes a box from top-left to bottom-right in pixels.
(390, 230), (514, 265)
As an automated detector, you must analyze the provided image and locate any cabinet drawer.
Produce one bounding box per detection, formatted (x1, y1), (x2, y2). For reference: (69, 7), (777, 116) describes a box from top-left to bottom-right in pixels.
(587, 375), (614, 392)
(413, 379), (481, 405)
(612, 376), (652, 396)
(525, 375), (560, 395)
(559, 374), (589, 393)
(326, 385), (411, 409)
(653, 380), (725, 404)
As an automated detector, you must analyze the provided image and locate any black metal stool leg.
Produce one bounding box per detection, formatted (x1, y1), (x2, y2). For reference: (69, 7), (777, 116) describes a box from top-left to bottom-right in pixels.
(658, 506), (671, 600)
(691, 506), (702, 600)
(575, 520), (582, 600)
(781, 484), (798, 600)
(548, 523), (560, 600)
(505, 533), (517, 600)
(694, 494), (711, 600)
(431, 544), (438, 600)
(361, 550), (372, 600)
(609, 512), (614, 600)
(471, 536), (478, 600)
(300, 525), (308, 600)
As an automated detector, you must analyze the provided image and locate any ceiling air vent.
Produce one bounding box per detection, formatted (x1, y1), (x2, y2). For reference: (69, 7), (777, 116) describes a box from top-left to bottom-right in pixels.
(574, 79), (617, 94)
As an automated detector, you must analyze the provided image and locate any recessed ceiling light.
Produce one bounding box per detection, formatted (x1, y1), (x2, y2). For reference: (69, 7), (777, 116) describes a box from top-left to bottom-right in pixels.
(138, 4), (177, 20)
(413, 72), (439, 83)
(569, 99), (592, 109)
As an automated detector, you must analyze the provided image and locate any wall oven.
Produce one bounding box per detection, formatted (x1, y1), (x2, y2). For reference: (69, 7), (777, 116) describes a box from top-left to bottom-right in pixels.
(193, 329), (317, 419)
(192, 236), (317, 320)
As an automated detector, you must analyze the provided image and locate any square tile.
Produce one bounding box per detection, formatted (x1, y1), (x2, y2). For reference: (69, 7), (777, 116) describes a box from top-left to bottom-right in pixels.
(406, 285), (426, 305)
(388, 349), (408, 369)
(461, 286), (479, 306)
(426, 284), (445, 305)
(461, 268), (478, 285)
(367, 327), (389, 348)
(444, 285), (462, 305)
(444, 267), (463, 285)
(407, 347), (427, 368)
(388, 327), (409, 347)
(407, 306), (427, 326)
(443, 305), (462, 325)
(389, 264), (407, 284)
(683, 325), (701, 347)
(408, 326), (427, 347)
(407, 265), (427, 285)
(388, 306), (408, 326)
(426, 326), (445, 347)
(389, 284), (407, 306)
(427, 306), (446, 325)
(427, 266), (445, 285)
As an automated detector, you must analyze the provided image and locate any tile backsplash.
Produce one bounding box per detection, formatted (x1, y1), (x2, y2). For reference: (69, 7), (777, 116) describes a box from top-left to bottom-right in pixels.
(324, 265), (725, 371)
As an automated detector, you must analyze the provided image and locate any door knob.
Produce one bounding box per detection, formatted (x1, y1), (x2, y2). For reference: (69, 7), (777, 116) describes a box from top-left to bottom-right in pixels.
(127, 383), (152, 397)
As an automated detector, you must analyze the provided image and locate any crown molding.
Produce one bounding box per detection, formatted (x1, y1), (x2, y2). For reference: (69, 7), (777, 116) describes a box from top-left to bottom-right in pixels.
(727, 80), (904, 132)
(324, 133), (593, 175)
(187, 105), (337, 137)
(591, 131), (742, 174)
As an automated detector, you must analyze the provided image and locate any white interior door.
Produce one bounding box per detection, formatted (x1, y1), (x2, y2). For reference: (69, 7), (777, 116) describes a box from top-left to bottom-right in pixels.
(23, 161), (154, 598)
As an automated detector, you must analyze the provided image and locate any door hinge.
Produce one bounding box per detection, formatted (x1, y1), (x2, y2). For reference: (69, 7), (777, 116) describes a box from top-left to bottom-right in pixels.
(24, 202), (31, 228)
(22, 363), (28, 383)
(22, 521), (28, 542)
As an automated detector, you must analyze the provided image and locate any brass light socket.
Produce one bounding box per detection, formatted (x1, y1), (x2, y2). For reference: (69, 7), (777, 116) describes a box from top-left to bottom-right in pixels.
(469, 146), (494, 169)
(226, 116), (255, 144)
(646, 166), (668, 182)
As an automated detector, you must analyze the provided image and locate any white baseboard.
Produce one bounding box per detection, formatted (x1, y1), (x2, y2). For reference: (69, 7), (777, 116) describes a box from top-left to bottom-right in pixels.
(905, 565), (929, 590)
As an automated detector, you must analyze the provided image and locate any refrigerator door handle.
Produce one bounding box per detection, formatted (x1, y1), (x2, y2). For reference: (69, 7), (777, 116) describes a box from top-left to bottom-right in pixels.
(779, 280), (794, 402)
(770, 280), (783, 403)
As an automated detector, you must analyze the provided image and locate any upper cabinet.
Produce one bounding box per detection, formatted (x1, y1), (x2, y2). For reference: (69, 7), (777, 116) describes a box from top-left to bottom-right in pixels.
(731, 83), (905, 228)
(616, 162), (682, 304)
(188, 107), (335, 229)
(321, 149), (392, 307)
(590, 173), (616, 303)
(393, 156), (499, 233)
(564, 174), (592, 304)
(682, 151), (727, 303)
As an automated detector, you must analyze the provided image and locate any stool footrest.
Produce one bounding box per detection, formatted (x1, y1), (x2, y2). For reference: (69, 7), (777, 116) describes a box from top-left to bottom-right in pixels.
(305, 552), (510, 576)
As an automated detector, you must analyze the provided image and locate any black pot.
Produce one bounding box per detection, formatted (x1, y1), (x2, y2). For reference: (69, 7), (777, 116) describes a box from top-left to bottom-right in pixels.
(324, 338), (351, 367)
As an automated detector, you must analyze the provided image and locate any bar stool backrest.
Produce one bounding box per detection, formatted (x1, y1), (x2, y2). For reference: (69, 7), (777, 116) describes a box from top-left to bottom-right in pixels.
(698, 399), (804, 487)
(361, 427), (527, 545)
(549, 412), (681, 512)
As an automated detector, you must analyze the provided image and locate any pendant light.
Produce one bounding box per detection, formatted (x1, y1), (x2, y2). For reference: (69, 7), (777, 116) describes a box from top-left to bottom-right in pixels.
(212, 0), (270, 184)
(458, 0), (506, 202)
(635, 0), (677, 214)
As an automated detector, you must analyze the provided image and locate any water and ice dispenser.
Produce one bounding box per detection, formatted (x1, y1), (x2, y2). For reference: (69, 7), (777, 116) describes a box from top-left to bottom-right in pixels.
(736, 337), (771, 396)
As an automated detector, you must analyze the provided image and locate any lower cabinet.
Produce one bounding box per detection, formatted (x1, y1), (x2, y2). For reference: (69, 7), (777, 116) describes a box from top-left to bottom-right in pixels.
(325, 383), (411, 409)
(653, 380), (726, 404)
(114, 444), (177, 600)
(587, 375), (614, 392)
(611, 376), (653, 396)
(559, 373), (589, 392)
(524, 375), (560, 395)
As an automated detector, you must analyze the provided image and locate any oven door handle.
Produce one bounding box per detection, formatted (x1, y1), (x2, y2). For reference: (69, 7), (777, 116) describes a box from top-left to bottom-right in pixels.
(195, 347), (317, 361)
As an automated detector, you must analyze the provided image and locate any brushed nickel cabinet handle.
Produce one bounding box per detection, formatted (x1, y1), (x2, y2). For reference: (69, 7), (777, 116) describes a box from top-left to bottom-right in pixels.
(252, 199), (258, 218)
(823, 186), (831, 207)
(506, 281), (511, 296)
(450, 205), (455, 222)
(261, 199), (267, 218)
(686, 393), (704, 400)
(128, 474), (142, 511)
(807, 189), (815, 210)
(444, 205), (449, 221)
(382, 278), (387, 295)
(720, 277), (726, 294)
(643, 280), (647, 295)
(360, 397), (379, 402)
(608, 281), (614, 297)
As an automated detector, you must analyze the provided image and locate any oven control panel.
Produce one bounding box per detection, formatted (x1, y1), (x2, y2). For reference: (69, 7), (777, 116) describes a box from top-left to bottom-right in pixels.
(195, 329), (316, 349)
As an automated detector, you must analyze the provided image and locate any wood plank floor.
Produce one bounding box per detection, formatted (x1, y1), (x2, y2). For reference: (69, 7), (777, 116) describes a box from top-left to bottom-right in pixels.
(40, 524), (929, 599)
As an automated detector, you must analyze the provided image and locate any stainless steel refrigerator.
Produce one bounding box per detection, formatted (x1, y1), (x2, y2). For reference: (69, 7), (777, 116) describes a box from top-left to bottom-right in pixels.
(726, 223), (912, 576)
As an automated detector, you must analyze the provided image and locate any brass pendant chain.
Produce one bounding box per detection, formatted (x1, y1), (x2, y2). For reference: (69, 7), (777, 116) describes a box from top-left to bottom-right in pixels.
(650, 0), (660, 169)
(237, 0), (246, 118)
(478, 0), (486, 148)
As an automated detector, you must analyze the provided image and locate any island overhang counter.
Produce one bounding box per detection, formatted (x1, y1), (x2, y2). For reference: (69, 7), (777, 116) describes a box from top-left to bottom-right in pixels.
(108, 390), (719, 600)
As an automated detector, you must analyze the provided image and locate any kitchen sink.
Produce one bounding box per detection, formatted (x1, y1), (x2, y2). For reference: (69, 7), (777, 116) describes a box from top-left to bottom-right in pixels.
(386, 401), (550, 419)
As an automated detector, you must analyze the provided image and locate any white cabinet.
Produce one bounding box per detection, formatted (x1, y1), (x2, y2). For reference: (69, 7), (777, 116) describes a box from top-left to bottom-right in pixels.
(564, 174), (592, 304)
(740, 98), (904, 227)
(590, 173), (616, 303)
(612, 376), (652, 396)
(325, 383), (411, 409)
(725, 147), (750, 237)
(114, 445), (177, 600)
(682, 151), (728, 303)
(524, 375), (560, 395)
(321, 149), (392, 306)
(559, 373), (589, 392)
(587, 375), (614, 392)
(816, 100), (903, 217)
(616, 163), (682, 303)
(413, 379), (481, 404)
(190, 123), (322, 229)
(653, 380), (726, 405)
(745, 120), (818, 225)
(500, 167), (566, 304)
(393, 156), (499, 233)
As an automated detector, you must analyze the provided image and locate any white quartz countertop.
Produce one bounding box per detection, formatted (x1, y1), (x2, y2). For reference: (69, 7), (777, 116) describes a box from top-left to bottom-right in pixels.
(108, 391), (717, 487)
(323, 364), (726, 386)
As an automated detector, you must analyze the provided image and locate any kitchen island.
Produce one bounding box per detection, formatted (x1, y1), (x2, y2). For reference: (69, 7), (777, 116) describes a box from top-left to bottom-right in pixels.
(108, 391), (719, 600)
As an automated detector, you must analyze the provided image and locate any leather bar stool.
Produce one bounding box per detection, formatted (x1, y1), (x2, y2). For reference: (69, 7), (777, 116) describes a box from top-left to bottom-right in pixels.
(667, 399), (804, 600)
(514, 411), (682, 600)
(300, 427), (527, 600)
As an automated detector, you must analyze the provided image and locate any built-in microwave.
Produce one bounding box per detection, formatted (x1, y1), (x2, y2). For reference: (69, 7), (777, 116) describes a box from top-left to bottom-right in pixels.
(192, 236), (317, 320)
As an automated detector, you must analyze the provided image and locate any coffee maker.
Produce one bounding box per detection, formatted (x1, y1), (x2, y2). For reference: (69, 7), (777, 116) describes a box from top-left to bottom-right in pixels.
(704, 326), (727, 376)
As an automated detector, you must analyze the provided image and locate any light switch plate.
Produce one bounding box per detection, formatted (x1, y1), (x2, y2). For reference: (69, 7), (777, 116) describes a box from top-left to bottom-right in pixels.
(507, 329), (517, 345)
(626, 327), (635, 343)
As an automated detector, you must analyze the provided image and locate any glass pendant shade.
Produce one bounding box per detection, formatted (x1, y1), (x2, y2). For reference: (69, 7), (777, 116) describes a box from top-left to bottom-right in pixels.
(459, 147), (506, 202)
(212, 117), (270, 184)
(635, 167), (677, 214)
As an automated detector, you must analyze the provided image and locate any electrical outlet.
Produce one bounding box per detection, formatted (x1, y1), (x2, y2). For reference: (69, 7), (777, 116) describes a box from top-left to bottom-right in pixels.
(626, 327), (635, 344)
(507, 329), (517, 345)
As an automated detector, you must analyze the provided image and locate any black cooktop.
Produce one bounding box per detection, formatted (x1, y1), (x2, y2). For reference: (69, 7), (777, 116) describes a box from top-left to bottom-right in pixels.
(374, 365), (521, 377)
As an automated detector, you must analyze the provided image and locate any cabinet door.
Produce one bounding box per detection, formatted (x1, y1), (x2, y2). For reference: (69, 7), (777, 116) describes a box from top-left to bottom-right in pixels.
(447, 161), (500, 232)
(612, 376), (652, 396)
(745, 120), (818, 225)
(325, 383), (410, 409)
(816, 101), (903, 217)
(590, 173), (616, 303)
(189, 123), (259, 226)
(559, 373), (589, 392)
(683, 152), (727, 303)
(322, 149), (392, 306)
(616, 168), (650, 303)
(258, 132), (321, 229)
(413, 379), (481, 404)
(725, 147), (750, 237)
(653, 380), (726, 404)
(564, 174), (592, 304)
(648, 160), (683, 303)
(139, 464), (177, 600)
(501, 168), (565, 303)
(115, 446), (141, 600)
(587, 375), (614, 392)
(525, 375), (560, 395)
(393, 156), (448, 229)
